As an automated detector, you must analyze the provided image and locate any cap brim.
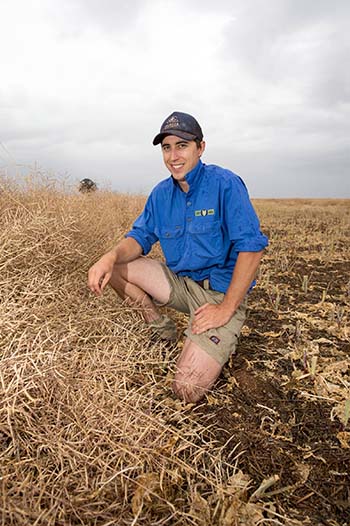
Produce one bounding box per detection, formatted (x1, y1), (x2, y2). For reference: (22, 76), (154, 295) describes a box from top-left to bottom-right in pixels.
(152, 130), (197, 145)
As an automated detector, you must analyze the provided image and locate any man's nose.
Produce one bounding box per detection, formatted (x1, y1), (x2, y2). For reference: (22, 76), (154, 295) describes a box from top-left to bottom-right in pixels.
(169, 147), (179, 160)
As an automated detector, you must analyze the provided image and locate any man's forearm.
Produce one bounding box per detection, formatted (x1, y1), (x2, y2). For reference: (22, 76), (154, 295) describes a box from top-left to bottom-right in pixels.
(222, 250), (264, 315)
(107, 236), (143, 265)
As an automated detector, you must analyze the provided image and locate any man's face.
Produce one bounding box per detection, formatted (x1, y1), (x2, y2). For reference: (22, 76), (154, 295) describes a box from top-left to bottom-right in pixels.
(161, 135), (205, 185)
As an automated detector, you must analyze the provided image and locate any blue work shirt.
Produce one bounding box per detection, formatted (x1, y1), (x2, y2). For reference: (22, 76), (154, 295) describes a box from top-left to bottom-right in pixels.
(125, 160), (268, 293)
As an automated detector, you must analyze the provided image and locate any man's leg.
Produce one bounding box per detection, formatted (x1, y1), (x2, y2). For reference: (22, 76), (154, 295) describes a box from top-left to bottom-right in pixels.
(173, 338), (222, 403)
(108, 260), (232, 402)
(108, 257), (171, 322)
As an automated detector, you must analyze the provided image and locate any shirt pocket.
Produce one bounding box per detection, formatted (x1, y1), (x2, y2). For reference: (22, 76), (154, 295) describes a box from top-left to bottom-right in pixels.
(155, 225), (184, 265)
(188, 219), (223, 259)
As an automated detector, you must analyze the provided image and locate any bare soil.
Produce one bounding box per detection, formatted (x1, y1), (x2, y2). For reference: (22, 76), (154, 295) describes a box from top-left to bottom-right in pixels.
(192, 200), (350, 525)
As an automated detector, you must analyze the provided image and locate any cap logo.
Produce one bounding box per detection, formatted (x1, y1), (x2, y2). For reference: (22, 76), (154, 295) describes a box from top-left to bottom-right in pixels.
(164, 115), (180, 130)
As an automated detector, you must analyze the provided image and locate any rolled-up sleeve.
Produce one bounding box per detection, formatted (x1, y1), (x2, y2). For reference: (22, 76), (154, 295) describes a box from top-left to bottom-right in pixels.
(125, 196), (158, 255)
(224, 175), (268, 252)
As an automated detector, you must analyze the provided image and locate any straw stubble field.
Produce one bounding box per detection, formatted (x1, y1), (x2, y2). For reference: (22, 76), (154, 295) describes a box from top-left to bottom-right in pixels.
(0, 174), (349, 526)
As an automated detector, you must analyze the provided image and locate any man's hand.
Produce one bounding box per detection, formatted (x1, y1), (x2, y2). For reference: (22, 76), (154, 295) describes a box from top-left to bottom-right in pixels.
(88, 252), (116, 296)
(191, 251), (264, 334)
(88, 238), (143, 297)
(191, 303), (233, 335)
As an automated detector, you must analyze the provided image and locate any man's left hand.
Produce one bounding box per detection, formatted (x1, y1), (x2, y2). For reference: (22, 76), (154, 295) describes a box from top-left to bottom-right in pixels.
(191, 303), (233, 334)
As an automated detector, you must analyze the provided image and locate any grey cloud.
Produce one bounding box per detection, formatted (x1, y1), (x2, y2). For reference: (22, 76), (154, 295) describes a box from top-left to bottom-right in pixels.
(216, 143), (350, 199)
(1, 0), (349, 198)
(197, 0), (350, 198)
(48, 0), (147, 35)
(218, 0), (350, 107)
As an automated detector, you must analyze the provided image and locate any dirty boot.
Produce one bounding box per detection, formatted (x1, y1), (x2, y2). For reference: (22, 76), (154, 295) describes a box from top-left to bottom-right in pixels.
(147, 315), (178, 342)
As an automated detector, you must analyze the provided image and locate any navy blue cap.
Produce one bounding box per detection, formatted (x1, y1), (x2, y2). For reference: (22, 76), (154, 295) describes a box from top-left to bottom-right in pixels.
(153, 111), (203, 145)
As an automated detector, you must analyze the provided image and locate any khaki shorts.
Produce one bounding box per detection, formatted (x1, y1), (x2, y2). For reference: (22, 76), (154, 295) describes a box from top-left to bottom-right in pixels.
(160, 264), (247, 366)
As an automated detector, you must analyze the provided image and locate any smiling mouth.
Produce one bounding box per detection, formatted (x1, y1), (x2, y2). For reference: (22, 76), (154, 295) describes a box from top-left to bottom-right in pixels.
(171, 164), (185, 170)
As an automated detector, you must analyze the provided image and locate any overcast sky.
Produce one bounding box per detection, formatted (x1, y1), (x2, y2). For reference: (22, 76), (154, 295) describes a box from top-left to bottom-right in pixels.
(1, 0), (349, 197)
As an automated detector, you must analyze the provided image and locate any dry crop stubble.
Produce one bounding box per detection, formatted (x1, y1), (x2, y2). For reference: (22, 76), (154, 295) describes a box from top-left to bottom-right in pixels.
(0, 174), (349, 525)
(1, 174), (265, 526)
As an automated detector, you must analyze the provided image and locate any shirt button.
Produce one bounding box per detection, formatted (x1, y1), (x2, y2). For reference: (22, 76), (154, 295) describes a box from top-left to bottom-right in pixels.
(187, 201), (191, 206)
(187, 217), (192, 222)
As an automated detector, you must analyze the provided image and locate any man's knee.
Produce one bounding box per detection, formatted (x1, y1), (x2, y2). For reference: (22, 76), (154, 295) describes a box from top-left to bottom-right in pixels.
(109, 258), (149, 291)
(172, 374), (207, 403)
(172, 339), (223, 403)
(172, 363), (219, 403)
(112, 257), (171, 305)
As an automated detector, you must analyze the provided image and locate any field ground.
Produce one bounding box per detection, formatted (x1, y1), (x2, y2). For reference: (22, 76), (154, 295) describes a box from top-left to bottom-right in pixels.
(0, 178), (349, 526)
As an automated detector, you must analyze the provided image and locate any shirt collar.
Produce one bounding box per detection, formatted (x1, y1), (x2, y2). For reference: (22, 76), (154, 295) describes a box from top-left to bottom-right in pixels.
(171, 160), (204, 191)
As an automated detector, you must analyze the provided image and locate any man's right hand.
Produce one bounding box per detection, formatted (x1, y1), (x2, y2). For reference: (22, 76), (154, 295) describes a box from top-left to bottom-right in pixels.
(88, 252), (116, 296)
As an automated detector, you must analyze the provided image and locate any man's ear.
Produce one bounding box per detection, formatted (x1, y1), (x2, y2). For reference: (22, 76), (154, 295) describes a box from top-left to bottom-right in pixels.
(199, 141), (206, 157)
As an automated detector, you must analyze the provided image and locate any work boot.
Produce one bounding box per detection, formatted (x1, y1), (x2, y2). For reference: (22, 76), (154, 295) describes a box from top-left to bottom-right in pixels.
(147, 315), (178, 342)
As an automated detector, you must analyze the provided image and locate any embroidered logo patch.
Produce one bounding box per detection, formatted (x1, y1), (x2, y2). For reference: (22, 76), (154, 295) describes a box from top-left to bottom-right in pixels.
(209, 335), (221, 345)
(194, 208), (215, 217)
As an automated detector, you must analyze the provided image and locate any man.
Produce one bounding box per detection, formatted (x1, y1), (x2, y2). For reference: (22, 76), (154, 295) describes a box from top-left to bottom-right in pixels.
(88, 111), (268, 403)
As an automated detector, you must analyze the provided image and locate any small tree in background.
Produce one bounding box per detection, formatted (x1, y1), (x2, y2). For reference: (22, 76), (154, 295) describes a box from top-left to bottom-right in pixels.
(79, 178), (97, 193)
